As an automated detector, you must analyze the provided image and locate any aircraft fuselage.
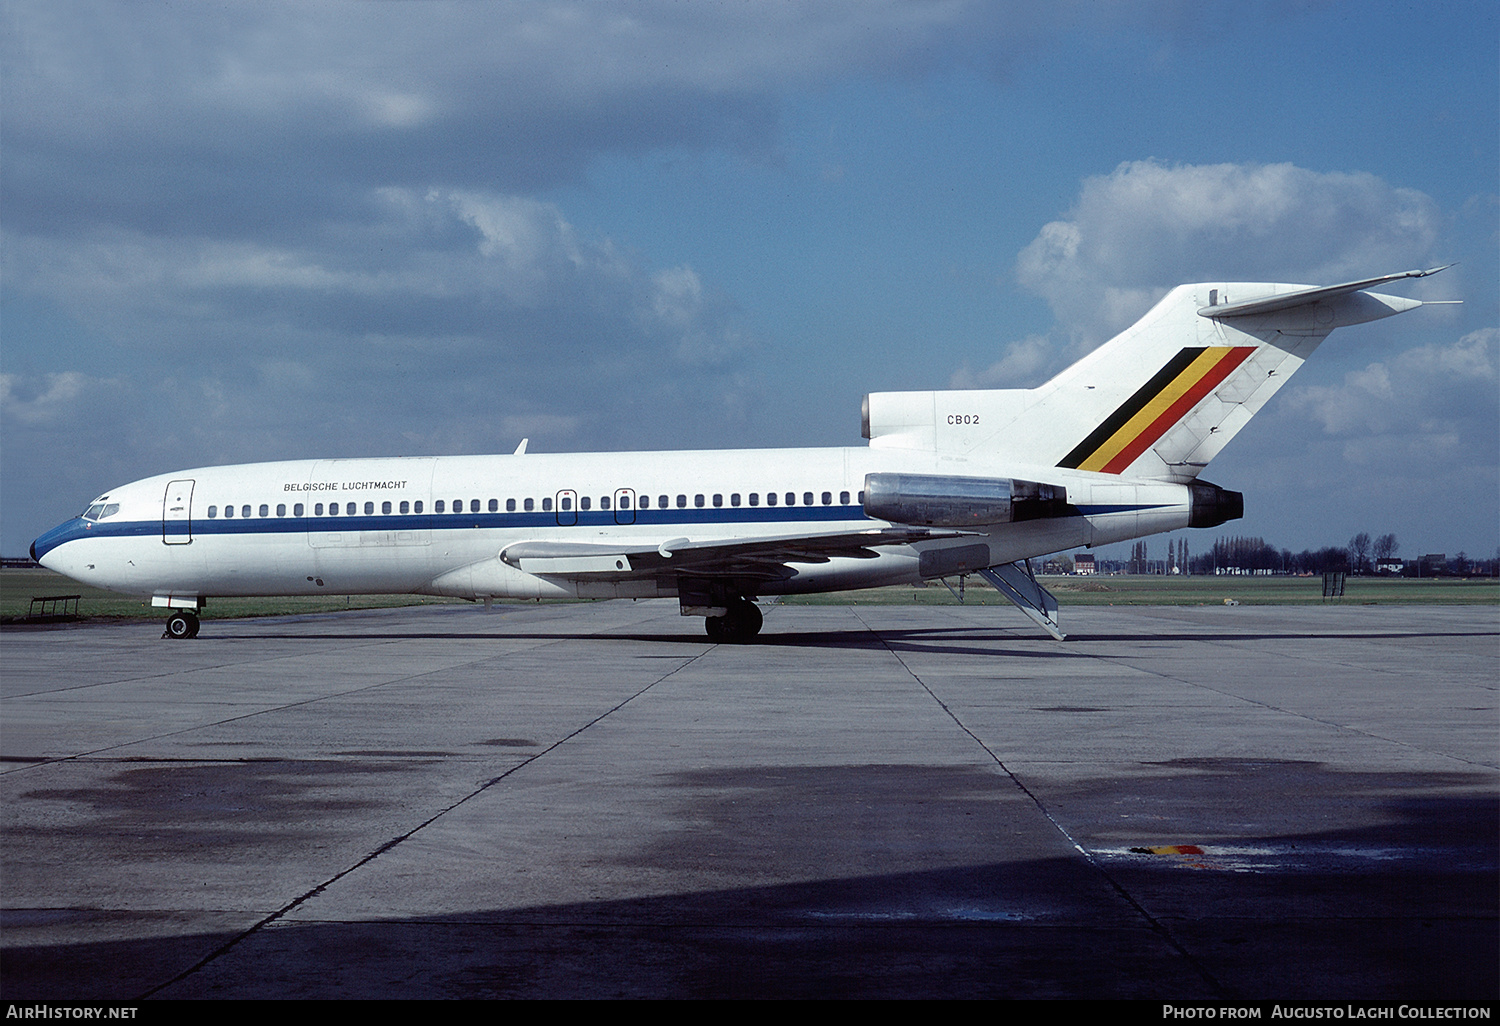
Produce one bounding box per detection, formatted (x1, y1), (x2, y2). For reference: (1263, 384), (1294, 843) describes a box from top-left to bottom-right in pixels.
(32, 446), (1197, 605)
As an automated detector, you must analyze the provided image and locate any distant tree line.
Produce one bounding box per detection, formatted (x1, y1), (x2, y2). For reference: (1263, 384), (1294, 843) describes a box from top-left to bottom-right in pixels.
(1093, 534), (1498, 577)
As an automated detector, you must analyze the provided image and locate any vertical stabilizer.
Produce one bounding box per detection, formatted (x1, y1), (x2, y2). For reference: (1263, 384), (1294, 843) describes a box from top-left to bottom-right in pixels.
(863, 268), (1445, 480)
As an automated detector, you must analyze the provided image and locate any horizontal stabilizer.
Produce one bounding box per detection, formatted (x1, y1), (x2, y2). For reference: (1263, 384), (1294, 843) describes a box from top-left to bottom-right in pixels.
(1198, 266), (1450, 318)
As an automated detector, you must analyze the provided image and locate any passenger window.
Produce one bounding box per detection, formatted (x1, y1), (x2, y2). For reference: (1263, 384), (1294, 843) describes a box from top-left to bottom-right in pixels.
(259, 504), (269, 518)
(208, 506), (218, 518)
(243, 505), (252, 518)
(676, 494), (687, 508)
(435, 500), (445, 513)
(766, 492), (777, 506)
(382, 501), (392, 515)
(314, 504), (322, 516)
(660, 495), (669, 509)
(639, 494), (650, 509)
(730, 493), (740, 507)
(858, 491), (864, 503)
(749, 493), (759, 506)
(225, 505), (234, 518)
(542, 497), (552, 512)
(694, 494), (704, 508)
(524, 498), (534, 512)
(600, 496), (610, 510)
(506, 499), (515, 512)
(453, 499), (462, 512)
(712, 494), (722, 507)
(580, 496), (591, 511)
(294, 504), (304, 517)
(790, 493), (799, 506)
(414, 501), (423, 514)
(470, 499), (480, 513)
(277, 504), (287, 517)
(821, 492), (831, 505)
(561, 496), (572, 511)
(488, 499), (498, 512)
(840, 491), (850, 504)
(400, 501), (409, 514)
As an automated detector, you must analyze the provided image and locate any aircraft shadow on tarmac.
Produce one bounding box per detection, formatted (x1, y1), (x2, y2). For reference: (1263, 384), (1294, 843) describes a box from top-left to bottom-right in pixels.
(4, 759), (1495, 1001)
(204, 621), (1495, 662)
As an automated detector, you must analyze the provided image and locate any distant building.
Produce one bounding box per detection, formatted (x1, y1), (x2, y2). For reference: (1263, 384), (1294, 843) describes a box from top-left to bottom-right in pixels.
(1074, 553), (1096, 575)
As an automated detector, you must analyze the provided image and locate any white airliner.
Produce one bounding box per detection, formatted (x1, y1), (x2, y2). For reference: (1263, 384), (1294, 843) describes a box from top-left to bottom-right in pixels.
(32, 268), (1449, 641)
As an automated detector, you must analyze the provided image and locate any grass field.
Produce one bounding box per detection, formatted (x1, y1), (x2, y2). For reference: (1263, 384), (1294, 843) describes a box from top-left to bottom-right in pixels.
(0, 569), (466, 622)
(2, 567), (1495, 624)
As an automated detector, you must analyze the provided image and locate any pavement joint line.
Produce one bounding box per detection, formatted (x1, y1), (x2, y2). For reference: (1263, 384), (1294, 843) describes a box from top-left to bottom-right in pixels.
(1072, 643), (1500, 773)
(0, 661), (498, 779)
(136, 643), (711, 999)
(0, 599), (664, 701)
(937, 602), (1499, 771)
(1, 607), (658, 779)
(848, 605), (1231, 1000)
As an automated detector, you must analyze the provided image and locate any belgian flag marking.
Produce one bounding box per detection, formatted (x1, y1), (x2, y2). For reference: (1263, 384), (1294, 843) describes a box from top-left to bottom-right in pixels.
(1058, 346), (1256, 474)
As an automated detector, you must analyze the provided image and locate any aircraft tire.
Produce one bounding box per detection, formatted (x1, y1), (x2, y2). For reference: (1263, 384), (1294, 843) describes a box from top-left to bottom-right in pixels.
(704, 598), (762, 643)
(164, 611), (199, 640)
(734, 598), (763, 639)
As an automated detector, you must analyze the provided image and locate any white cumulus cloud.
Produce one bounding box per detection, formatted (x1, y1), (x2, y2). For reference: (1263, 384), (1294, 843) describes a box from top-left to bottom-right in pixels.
(1016, 160), (1444, 352)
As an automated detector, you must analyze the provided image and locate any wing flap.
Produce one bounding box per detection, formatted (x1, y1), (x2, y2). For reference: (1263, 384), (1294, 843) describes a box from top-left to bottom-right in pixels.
(500, 527), (974, 580)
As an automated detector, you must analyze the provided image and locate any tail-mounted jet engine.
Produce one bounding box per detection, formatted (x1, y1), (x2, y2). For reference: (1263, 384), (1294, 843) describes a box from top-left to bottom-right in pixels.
(1187, 481), (1243, 528)
(862, 473), (1075, 527)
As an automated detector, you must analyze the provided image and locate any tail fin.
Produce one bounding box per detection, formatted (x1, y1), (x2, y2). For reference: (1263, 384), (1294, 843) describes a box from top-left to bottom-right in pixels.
(863, 267), (1447, 481)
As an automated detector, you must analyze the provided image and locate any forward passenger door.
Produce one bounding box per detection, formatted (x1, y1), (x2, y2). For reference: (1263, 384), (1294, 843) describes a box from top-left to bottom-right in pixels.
(162, 479), (194, 545)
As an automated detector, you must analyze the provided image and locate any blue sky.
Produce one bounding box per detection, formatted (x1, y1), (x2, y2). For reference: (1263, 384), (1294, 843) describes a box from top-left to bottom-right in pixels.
(3, 1), (1496, 562)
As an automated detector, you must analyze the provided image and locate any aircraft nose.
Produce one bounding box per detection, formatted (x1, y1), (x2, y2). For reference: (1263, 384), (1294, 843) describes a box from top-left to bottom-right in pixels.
(31, 518), (87, 570)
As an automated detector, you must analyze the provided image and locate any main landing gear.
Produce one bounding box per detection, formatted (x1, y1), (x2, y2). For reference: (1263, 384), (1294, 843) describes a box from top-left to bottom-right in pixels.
(704, 596), (763, 643)
(163, 610), (200, 639)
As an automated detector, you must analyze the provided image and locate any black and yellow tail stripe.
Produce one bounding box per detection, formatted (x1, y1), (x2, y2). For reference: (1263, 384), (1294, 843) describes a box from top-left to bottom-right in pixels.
(1058, 346), (1256, 474)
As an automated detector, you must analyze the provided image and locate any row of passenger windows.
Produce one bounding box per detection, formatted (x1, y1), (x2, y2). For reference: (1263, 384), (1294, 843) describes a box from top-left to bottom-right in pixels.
(202, 490), (862, 520)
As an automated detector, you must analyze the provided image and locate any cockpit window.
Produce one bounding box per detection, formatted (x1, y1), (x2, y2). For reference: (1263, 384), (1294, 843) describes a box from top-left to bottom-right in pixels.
(81, 503), (121, 521)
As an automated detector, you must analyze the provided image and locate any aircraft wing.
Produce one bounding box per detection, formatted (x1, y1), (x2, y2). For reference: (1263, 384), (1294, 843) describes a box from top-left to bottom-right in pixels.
(500, 527), (973, 582)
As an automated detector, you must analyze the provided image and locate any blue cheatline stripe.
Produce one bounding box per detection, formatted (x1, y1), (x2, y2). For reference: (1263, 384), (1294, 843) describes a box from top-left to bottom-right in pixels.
(36, 502), (1170, 559)
(40, 503), (874, 553)
(194, 503), (864, 535)
(1073, 503), (1173, 515)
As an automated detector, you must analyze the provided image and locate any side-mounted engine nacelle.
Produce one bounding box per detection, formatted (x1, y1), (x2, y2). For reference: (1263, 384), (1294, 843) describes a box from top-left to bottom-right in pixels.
(863, 473), (1075, 527)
